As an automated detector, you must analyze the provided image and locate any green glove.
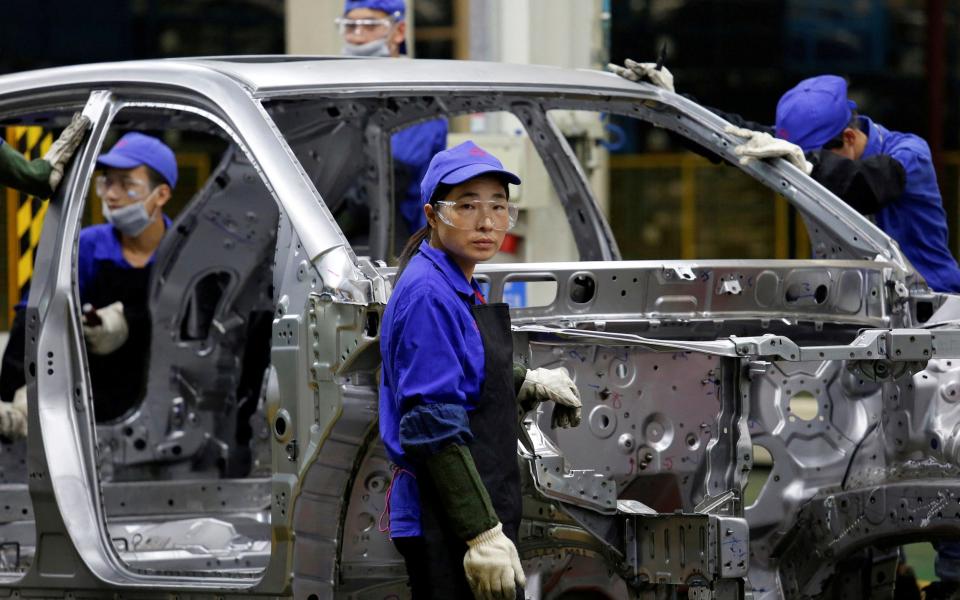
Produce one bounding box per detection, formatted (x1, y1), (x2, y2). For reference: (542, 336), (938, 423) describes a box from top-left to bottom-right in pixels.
(424, 443), (499, 541)
(427, 444), (526, 599)
(0, 142), (53, 198)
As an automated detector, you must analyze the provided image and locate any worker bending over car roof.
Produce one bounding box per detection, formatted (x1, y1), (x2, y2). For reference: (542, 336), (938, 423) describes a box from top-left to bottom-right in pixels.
(610, 60), (960, 294)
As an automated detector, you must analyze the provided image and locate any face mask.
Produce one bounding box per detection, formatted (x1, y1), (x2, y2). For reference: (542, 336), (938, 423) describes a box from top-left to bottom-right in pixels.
(342, 37), (392, 57)
(102, 192), (157, 238)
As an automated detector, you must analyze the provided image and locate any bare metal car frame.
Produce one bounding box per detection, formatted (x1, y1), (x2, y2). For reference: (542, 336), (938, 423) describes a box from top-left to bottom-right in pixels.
(0, 56), (957, 599)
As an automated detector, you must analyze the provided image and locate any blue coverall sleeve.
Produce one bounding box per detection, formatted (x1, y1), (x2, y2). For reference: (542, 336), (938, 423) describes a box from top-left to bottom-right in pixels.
(392, 289), (474, 459)
(76, 233), (97, 304)
(887, 137), (937, 198)
(432, 119), (448, 155)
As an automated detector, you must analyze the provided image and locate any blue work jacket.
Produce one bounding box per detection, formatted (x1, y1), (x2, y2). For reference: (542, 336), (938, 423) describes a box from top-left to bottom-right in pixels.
(378, 241), (487, 537)
(392, 119), (448, 233)
(861, 117), (960, 292)
(14, 217), (170, 310)
(76, 218), (170, 304)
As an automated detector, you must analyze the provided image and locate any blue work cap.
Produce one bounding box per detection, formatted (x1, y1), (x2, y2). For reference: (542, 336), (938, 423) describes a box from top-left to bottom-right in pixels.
(343, 0), (405, 19)
(775, 75), (858, 152)
(420, 141), (521, 206)
(96, 132), (178, 189)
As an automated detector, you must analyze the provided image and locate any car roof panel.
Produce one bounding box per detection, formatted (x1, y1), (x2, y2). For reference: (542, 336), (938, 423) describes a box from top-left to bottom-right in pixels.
(0, 56), (645, 98)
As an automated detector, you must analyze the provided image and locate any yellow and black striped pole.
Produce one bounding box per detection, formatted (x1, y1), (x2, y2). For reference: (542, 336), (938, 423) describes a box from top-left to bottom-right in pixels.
(5, 127), (52, 324)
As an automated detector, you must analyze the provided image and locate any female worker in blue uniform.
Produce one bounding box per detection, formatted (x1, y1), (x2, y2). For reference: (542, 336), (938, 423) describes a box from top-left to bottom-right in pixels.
(379, 141), (583, 600)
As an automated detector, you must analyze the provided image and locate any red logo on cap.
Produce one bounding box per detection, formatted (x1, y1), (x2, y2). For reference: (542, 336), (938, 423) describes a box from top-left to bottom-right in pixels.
(468, 147), (487, 157)
(776, 128), (790, 141)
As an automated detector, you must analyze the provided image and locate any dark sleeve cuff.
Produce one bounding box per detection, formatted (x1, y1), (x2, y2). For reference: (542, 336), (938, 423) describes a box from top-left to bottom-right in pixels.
(810, 151), (906, 214)
(400, 403), (473, 460)
(513, 364), (527, 396)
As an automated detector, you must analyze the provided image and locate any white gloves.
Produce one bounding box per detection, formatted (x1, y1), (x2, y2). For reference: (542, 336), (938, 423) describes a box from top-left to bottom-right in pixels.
(43, 112), (90, 192)
(0, 387), (28, 440)
(518, 367), (582, 429)
(608, 58), (675, 93)
(725, 125), (813, 175)
(82, 301), (129, 355)
(464, 522), (526, 600)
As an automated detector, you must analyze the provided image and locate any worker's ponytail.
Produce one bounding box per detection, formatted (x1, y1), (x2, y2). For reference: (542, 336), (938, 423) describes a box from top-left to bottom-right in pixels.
(395, 183), (454, 281)
(396, 226), (431, 280)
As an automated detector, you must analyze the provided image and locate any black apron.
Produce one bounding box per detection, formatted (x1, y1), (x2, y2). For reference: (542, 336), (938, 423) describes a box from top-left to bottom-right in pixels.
(85, 260), (153, 423)
(400, 301), (523, 599)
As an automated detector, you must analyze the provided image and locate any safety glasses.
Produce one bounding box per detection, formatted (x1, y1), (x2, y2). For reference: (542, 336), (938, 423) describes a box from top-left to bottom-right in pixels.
(334, 17), (394, 36)
(93, 174), (153, 202)
(435, 199), (519, 231)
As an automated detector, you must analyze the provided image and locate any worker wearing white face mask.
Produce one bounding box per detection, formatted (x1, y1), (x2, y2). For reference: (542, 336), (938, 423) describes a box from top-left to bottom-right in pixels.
(337, 0), (406, 57)
(82, 132), (176, 421)
(0, 132), (177, 429)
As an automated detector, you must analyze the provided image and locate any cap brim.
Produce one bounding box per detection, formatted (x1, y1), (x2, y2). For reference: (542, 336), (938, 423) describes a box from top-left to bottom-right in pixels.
(97, 151), (142, 170)
(439, 163), (522, 187)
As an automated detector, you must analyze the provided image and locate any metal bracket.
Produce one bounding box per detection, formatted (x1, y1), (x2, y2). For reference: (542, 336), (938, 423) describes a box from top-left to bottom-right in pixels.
(663, 265), (697, 281)
(885, 329), (934, 360)
(521, 419), (617, 514)
(624, 513), (749, 586)
(718, 279), (742, 296)
(732, 334), (801, 361)
(695, 490), (739, 515)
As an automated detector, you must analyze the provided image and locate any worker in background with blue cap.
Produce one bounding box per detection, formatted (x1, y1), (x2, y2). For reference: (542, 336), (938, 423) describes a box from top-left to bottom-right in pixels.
(338, 0), (407, 57)
(750, 75), (960, 600)
(770, 75), (960, 293)
(379, 141), (582, 599)
(336, 0), (448, 238)
(0, 132), (178, 428)
(612, 61), (960, 294)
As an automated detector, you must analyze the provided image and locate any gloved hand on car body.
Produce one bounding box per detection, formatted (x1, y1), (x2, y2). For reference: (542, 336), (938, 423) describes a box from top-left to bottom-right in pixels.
(607, 58), (675, 93)
(609, 58), (813, 176)
(44, 112), (91, 192)
(0, 112), (90, 198)
(515, 366), (582, 429)
(725, 125), (814, 174)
